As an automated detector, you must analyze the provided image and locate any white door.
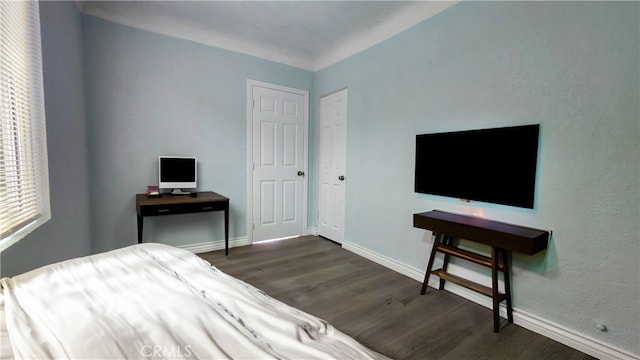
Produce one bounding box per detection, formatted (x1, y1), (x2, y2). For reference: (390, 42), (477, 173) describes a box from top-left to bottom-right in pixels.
(318, 89), (347, 243)
(249, 81), (308, 242)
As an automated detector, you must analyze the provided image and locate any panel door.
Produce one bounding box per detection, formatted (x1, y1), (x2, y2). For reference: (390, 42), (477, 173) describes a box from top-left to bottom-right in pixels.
(252, 85), (305, 242)
(318, 89), (347, 243)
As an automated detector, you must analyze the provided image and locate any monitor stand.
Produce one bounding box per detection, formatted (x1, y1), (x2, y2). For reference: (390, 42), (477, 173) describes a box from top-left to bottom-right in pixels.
(170, 189), (191, 195)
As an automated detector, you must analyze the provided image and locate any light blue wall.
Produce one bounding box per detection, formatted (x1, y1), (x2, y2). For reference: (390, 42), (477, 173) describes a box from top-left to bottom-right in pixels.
(0, 1), (92, 277)
(82, 16), (315, 253)
(315, 1), (639, 354)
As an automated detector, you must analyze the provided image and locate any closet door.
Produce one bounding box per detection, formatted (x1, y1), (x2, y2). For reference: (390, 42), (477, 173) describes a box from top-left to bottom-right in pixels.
(318, 89), (347, 243)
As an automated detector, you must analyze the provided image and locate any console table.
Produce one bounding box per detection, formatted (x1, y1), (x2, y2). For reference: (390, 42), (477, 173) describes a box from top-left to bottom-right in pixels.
(136, 191), (230, 255)
(414, 210), (549, 332)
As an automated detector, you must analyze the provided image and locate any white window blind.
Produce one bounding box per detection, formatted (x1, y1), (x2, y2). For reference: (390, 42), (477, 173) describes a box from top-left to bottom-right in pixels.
(0, 1), (50, 251)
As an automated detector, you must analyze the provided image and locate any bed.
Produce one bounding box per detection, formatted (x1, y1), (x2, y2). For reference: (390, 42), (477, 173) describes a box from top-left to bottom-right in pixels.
(0, 243), (389, 359)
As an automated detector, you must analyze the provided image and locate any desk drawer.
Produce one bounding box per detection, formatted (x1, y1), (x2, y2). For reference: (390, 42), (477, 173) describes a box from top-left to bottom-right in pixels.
(140, 201), (226, 216)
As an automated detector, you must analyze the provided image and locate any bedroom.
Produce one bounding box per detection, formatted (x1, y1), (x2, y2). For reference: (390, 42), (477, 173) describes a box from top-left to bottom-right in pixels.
(0, 1), (638, 359)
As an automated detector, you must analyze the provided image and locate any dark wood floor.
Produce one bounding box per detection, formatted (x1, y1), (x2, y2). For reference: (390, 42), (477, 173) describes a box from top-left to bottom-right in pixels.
(199, 236), (594, 360)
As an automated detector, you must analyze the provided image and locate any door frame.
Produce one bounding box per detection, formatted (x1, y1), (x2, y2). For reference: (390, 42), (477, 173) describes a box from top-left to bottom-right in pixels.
(246, 79), (309, 244)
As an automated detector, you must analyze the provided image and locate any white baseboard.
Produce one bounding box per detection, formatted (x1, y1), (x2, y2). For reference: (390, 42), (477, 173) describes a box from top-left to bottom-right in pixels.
(341, 240), (639, 360)
(342, 241), (425, 282)
(177, 237), (250, 254)
(512, 308), (639, 360)
(305, 227), (319, 236)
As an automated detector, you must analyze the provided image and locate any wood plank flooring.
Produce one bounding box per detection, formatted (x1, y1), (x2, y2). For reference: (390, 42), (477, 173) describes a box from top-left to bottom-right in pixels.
(199, 236), (594, 360)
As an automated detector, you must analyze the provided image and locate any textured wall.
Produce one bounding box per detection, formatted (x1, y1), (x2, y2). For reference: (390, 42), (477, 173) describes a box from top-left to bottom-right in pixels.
(315, 1), (639, 355)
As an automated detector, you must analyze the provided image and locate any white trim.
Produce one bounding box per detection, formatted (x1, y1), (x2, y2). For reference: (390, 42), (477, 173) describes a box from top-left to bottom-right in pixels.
(342, 241), (425, 282)
(246, 80), (309, 244)
(177, 236), (250, 254)
(80, 4), (313, 70)
(512, 309), (639, 360)
(78, 2), (457, 71)
(314, 1), (457, 70)
(341, 240), (639, 360)
(0, 216), (50, 252)
(305, 227), (319, 237)
(246, 81), (254, 244)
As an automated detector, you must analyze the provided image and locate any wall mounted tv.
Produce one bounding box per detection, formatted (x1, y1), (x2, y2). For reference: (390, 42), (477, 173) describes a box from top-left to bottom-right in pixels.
(158, 156), (197, 195)
(414, 124), (540, 209)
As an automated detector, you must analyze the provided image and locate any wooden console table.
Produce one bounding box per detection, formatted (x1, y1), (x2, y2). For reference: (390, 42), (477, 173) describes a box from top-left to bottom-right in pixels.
(136, 191), (230, 255)
(414, 210), (549, 332)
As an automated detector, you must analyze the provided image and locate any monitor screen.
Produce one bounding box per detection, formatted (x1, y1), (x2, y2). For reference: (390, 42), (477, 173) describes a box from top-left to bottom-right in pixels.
(158, 156), (197, 191)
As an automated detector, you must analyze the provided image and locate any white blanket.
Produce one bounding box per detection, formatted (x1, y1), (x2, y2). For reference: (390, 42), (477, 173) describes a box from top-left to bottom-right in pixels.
(0, 243), (388, 359)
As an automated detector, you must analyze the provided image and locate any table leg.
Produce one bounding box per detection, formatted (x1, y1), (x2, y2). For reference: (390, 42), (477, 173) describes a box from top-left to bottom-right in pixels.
(137, 215), (143, 244)
(421, 232), (442, 295)
(491, 247), (500, 332)
(224, 202), (229, 256)
(439, 235), (454, 290)
(502, 249), (513, 324)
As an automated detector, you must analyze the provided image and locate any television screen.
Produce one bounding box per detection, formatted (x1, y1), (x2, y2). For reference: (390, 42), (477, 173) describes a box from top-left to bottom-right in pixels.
(414, 124), (540, 209)
(158, 156), (197, 191)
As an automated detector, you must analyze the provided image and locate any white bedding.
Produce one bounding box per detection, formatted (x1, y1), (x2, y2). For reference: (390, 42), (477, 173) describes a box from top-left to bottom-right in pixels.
(0, 243), (389, 359)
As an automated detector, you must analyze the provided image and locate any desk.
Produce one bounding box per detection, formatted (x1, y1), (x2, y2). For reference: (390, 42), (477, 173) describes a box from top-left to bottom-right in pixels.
(414, 210), (549, 332)
(136, 192), (230, 255)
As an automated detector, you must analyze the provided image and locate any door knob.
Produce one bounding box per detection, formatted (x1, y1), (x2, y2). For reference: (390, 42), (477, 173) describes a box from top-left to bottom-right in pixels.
(297, 171), (305, 177)
(338, 175), (345, 181)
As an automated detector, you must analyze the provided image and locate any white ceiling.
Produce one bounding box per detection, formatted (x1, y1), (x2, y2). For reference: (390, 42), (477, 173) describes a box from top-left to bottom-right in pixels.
(77, 1), (457, 71)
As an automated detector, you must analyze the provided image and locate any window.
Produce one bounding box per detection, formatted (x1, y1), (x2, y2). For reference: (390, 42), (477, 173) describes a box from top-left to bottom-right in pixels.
(0, 1), (50, 251)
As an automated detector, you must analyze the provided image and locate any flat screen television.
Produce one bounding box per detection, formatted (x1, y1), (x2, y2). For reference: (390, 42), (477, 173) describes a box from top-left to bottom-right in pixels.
(158, 156), (197, 194)
(414, 124), (540, 209)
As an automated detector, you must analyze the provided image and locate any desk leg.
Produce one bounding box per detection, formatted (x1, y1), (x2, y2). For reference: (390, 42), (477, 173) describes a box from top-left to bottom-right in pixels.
(224, 203), (229, 256)
(421, 232), (442, 295)
(137, 215), (143, 244)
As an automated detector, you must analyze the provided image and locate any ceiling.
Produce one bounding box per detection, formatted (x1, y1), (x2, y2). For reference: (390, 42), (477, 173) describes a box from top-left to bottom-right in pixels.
(77, 1), (457, 71)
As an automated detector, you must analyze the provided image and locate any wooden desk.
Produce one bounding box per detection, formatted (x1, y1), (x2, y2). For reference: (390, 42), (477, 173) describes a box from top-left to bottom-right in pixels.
(414, 210), (549, 332)
(136, 191), (230, 255)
